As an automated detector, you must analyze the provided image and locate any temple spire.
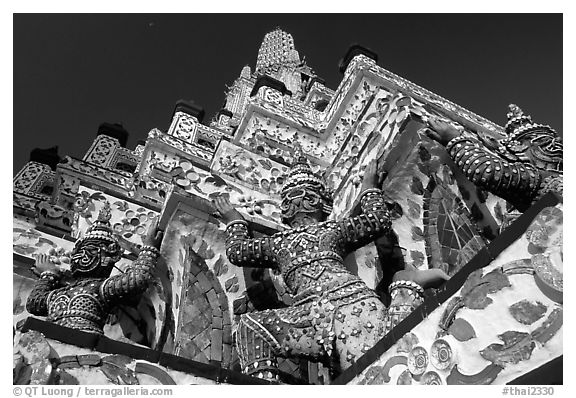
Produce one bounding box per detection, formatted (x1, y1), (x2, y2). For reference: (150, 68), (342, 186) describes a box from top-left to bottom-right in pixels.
(255, 28), (300, 74)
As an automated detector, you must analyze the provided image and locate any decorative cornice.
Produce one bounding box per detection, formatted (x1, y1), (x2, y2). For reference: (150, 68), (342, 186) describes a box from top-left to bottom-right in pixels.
(148, 128), (213, 164)
(20, 317), (280, 385)
(350, 55), (506, 137)
(57, 156), (132, 193)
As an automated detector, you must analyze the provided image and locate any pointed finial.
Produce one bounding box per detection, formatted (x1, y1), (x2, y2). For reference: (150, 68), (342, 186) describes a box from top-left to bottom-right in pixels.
(505, 103), (533, 136)
(291, 143), (309, 167)
(507, 104), (524, 119)
(97, 201), (112, 223)
(78, 200), (118, 246)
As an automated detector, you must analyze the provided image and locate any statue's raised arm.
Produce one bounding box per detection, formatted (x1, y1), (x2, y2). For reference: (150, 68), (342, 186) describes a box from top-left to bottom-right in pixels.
(213, 196), (276, 269)
(335, 160), (392, 253)
(101, 222), (163, 306)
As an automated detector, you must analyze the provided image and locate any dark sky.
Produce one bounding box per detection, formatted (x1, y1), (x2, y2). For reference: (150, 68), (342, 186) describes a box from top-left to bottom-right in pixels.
(13, 14), (562, 174)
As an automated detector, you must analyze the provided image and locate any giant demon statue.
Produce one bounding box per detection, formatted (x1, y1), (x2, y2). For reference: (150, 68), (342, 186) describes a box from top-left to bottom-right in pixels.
(426, 104), (563, 212)
(26, 202), (164, 334)
(213, 155), (448, 381)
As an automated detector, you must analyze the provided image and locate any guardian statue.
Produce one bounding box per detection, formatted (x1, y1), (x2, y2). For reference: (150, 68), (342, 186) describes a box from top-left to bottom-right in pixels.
(26, 202), (163, 334)
(213, 155), (447, 381)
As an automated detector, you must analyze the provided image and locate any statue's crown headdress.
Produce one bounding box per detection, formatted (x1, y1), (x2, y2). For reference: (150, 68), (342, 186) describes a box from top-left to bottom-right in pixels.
(280, 149), (327, 199)
(504, 104), (559, 140)
(76, 202), (119, 246)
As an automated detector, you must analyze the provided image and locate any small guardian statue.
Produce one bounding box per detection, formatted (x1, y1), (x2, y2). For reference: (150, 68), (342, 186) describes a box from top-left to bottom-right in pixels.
(213, 154), (448, 381)
(26, 202), (164, 334)
(425, 104), (563, 212)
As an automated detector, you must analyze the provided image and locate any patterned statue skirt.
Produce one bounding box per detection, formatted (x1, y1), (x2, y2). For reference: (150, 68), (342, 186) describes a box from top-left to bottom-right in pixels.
(234, 279), (387, 377)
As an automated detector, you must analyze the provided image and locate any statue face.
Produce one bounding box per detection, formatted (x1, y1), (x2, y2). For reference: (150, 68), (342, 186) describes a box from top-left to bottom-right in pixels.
(500, 129), (563, 173)
(70, 240), (120, 277)
(281, 187), (327, 225)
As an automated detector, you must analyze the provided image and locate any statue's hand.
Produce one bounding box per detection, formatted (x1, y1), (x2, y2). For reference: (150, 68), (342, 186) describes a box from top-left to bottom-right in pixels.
(393, 263), (449, 290)
(425, 117), (462, 146)
(213, 196), (245, 225)
(361, 159), (386, 191)
(32, 253), (60, 276)
(144, 222), (164, 249)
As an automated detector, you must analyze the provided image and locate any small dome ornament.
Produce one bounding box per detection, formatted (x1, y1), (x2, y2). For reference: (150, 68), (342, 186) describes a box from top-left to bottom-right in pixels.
(408, 346), (429, 376)
(421, 371), (443, 385)
(430, 338), (454, 370)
